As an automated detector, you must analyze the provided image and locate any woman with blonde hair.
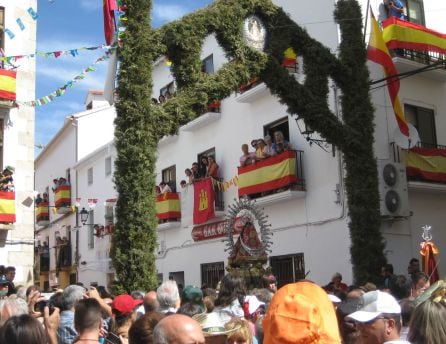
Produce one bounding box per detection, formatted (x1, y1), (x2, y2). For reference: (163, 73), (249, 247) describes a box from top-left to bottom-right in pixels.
(408, 280), (446, 344)
(225, 317), (254, 344)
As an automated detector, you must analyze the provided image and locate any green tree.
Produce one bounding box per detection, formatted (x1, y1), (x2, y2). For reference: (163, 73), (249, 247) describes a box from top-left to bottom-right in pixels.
(111, 0), (163, 293)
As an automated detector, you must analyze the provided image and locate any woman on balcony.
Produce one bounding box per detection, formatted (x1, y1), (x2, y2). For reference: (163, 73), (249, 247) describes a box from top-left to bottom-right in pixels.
(199, 156), (208, 178)
(207, 156), (219, 178)
(240, 144), (255, 167)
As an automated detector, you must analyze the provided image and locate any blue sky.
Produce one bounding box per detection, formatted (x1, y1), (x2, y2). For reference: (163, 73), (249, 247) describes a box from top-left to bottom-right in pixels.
(35, 0), (212, 151)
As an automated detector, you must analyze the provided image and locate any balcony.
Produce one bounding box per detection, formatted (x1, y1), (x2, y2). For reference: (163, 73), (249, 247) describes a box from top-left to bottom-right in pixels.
(393, 50), (446, 82)
(392, 143), (446, 191)
(35, 246), (50, 273)
(56, 240), (72, 270)
(0, 191), (15, 230)
(235, 78), (269, 103)
(36, 202), (50, 226)
(54, 184), (72, 214)
(0, 69), (17, 108)
(156, 192), (181, 230)
(181, 101), (222, 132)
(237, 150), (306, 204)
(383, 17), (446, 81)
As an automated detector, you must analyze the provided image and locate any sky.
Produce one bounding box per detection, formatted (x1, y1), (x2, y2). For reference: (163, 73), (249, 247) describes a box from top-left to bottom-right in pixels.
(35, 0), (212, 151)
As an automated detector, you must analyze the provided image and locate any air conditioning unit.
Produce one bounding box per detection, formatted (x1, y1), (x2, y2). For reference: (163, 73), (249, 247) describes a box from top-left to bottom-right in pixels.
(378, 160), (410, 218)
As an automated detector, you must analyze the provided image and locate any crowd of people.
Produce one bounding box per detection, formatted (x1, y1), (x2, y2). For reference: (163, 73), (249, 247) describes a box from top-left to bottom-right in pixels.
(240, 131), (291, 167)
(0, 258), (444, 344)
(182, 155), (220, 188)
(0, 166), (14, 192)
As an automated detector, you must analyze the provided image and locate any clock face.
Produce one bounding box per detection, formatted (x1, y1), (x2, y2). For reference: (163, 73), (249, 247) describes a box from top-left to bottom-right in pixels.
(243, 15), (267, 51)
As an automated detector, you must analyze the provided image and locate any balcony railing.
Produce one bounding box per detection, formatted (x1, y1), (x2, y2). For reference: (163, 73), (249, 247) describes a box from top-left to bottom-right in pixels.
(394, 50), (446, 69)
(237, 150), (305, 199)
(392, 142), (446, 184)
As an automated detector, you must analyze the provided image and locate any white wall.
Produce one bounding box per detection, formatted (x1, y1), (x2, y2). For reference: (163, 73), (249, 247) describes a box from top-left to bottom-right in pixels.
(0, 0), (37, 287)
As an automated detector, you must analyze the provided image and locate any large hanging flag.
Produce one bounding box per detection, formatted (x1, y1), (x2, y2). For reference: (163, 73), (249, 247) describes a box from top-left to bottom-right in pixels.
(156, 193), (181, 220)
(237, 150), (298, 197)
(103, 0), (118, 45)
(0, 69), (17, 101)
(383, 17), (446, 55)
(367, 10), (409, 137)
(405, 146), (446, 183)
(0, 192), (15, 223)
(193, 178), (215, 225)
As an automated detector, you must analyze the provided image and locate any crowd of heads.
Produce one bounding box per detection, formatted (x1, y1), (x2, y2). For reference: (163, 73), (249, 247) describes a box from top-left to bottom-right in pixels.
(0, 166), (14, 192)
(182, 155), (220, 188)
(0, 259), (444, 344)
(240, 131), (291, 167)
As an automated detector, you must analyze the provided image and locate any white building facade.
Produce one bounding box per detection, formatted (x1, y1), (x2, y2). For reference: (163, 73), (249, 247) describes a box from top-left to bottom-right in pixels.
(0, 0), (36, 287)
(39, 0), (445, 289)
(34, 91), (115, 290)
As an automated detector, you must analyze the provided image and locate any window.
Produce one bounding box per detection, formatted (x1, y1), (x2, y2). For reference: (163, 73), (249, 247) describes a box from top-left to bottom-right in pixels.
(160, 81), (176, 99)
(87, 167), (93, 185)
(168, 271), (185, 289)
(404, 104), (436, 147)
(197, 147), (216, 166)
(105, 157), (112, 176)
(105, 204), (114, 225)
(403, 0), (425, 25)
(264, 117), (290, 143)
(201, 262), (225, 289)
(162, 165), (176, 192)
(88, 210), (94, 249)
(270, 253), (305, 289)
(202, 54), (214, 74)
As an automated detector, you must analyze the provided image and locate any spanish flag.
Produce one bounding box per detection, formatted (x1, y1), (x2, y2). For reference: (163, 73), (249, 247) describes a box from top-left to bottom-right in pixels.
(36, 202), (49, 222)
(0, 69), (17, 101)
(282, 47), (297, 67)
(55, 185), (71, 207)
(367, 10), (409, 137)
(383, 17), (446, 55)
(405, 146), (446, 183)
(238, 150), (298, 197)
(156, 192), (181, 220)
(0, 191), (15, 223)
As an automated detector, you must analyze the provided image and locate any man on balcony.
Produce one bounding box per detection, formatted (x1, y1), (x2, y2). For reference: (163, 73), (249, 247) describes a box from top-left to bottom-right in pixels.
(389, 0), (406, 20)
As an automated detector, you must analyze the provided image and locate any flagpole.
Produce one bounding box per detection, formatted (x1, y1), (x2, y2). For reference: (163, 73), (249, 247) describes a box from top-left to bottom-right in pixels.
(364, 0), (371, 42)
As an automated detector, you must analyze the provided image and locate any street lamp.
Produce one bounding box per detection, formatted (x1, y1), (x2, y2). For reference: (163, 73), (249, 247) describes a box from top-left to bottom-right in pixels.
(80, 207), (89, 225)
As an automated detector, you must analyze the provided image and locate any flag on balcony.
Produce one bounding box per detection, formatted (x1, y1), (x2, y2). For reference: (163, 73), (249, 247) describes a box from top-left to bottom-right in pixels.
(405, 146), (446, 183)
(238, 150), (298, 197)
(36, 202), (49, 222)
(55, 185), (71, 207)
(367, 10), (409, 137)
(193, 178), (215, 225)
(0, 69), (17, 101)
(0, 191), (15, 223)
(282, 47), (297, 67)
(156, 192), (181, 220)
(383, 17), (446, 55)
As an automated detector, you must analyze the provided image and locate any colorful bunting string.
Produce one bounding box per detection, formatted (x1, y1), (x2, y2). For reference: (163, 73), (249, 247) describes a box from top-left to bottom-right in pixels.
(17, 46), (116, 107)
(0, 44), (111, 63)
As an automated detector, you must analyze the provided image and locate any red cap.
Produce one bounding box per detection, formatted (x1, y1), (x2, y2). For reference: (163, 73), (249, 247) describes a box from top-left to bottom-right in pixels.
(111, 294), (143, 315)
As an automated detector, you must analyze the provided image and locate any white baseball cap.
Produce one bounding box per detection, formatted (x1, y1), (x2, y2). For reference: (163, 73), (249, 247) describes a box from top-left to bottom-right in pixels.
(346, 290), (401, 323)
